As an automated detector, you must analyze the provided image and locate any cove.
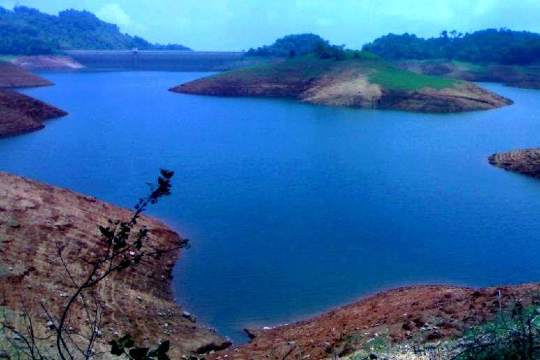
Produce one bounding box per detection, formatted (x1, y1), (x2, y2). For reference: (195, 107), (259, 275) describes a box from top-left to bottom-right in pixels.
(1, 71), (540, 343)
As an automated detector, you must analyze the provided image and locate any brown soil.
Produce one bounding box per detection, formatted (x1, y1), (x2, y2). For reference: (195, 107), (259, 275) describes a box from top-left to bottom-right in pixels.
(210, 284), (540, 359)
(0, 61), (52, 88)
(489, 148), (540, 178)
(0, 172), (230, 357)
(0, 61), (67, 138)
(378, 83), (511, 113)
(0, 89), (67, 137)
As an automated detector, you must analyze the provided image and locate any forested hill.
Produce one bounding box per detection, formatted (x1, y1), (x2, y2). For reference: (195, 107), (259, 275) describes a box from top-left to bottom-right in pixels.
(246, 33), (341, 57)
(363, 29), (540, 65)
(0, 6), (190, 55)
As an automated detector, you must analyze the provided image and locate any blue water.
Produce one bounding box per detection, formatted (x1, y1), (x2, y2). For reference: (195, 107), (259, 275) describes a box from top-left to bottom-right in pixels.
(2, 71), (540, 343)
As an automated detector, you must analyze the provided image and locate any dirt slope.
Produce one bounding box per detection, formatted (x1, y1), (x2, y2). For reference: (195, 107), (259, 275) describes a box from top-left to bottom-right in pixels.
(0, 61), (67, 137)
(0, 172), (230, 357)
(0, 61), (52, 88)
(210, 284), (540, 359)
(0, 89), (67, 137)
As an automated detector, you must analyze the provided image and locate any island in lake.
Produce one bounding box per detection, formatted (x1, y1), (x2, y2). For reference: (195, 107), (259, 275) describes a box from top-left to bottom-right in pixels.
(172, 35), (512, 113)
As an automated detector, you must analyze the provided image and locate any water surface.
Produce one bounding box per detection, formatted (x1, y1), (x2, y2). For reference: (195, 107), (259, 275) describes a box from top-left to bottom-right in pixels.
(1, 72), (540, 342)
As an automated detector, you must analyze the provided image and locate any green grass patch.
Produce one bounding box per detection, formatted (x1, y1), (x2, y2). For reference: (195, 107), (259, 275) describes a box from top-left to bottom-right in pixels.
(369, 64), (458, 90)
(211, 54), (460, 92)
(214, 55), (337, 81)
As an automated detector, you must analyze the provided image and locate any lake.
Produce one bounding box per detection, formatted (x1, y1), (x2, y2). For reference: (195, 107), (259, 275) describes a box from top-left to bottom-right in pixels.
(2, 71), (540, 343)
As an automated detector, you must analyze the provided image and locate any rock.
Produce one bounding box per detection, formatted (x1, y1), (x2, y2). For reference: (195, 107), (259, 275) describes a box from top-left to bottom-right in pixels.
(182, 311), (197, 323)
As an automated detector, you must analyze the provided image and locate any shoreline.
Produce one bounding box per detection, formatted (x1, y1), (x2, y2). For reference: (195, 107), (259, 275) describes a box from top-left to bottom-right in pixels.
(0, 172), (230, 357)
(211, 283), (540, 359)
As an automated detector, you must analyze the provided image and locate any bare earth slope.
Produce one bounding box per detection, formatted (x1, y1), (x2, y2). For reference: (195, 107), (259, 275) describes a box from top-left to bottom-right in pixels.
(489, 148), (540, 178)
(0, 61), (52, 88)
(0, 172), (230, 357)
(0, 89), (67, 137)
(211, 284), (540, 359)
(0, 61), (67, 137)
(171, 57), (512, 113)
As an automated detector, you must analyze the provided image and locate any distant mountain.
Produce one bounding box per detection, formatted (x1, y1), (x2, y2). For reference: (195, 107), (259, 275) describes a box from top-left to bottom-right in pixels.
(0, 6), (190, 55)
(363, 29), (540, 65)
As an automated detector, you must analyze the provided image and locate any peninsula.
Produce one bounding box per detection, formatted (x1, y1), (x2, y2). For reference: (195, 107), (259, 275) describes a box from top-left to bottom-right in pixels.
(489, 148), (540, 178)
(0, 61), (67, 137)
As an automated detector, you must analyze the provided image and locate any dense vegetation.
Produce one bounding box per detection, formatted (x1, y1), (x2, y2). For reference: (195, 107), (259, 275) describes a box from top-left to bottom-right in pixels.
(246, 33), (347, 59)
(0, 6), (190, 55)
(363, 29), (540, 65)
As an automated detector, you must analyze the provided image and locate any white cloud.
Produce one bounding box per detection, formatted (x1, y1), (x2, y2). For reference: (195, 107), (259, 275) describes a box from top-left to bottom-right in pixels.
(96, 3), (131, 26)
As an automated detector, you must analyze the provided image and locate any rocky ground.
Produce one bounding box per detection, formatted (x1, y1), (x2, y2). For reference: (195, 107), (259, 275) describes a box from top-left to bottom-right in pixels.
(210, 284), (540, 359)
(172, 57), (512, 113)
(0, 172), (230, 358)
(489, 149), (540, 178)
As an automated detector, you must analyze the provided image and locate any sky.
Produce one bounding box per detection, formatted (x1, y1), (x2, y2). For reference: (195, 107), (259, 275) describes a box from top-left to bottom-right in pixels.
(1, 0), (540, 51)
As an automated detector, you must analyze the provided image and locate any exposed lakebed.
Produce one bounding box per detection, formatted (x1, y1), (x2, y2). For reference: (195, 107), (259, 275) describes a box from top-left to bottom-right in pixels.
(1, 71), (540, 343)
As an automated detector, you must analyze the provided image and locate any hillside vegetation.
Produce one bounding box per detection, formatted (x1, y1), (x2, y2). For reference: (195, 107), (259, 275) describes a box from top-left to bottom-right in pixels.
(247, 33), (340, 57)
(0, 6), (190, 55)
(363, 29), (540, 65)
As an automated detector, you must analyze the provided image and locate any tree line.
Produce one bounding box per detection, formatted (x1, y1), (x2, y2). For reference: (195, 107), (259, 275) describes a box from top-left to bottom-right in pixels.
(362, 29), (540, 65)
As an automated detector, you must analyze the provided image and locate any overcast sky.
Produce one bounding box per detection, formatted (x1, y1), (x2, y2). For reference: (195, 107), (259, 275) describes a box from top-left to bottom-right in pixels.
(1, 0), (540, 50)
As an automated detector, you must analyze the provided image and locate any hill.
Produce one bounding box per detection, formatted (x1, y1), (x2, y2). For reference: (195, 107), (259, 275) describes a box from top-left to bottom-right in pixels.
(246, 33), (339, 57)
(0, 6), (190, 55)
(171, 53), (511, 113)
(363, 29), (540, 65)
